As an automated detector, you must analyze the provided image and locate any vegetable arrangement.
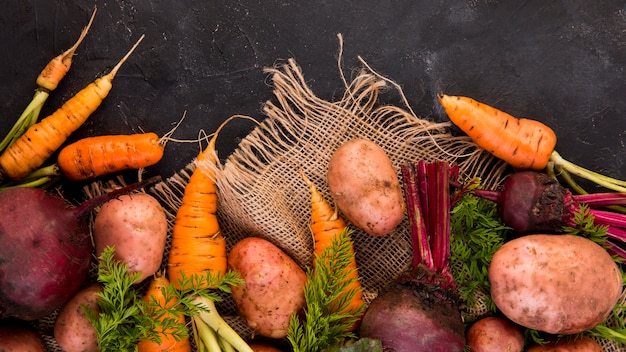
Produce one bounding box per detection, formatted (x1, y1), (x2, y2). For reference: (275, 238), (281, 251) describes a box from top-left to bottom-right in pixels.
(2, 11), (626, 352)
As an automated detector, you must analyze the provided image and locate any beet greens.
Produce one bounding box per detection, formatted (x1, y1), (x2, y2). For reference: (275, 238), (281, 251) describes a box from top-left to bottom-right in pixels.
(359, 160), (464, 352)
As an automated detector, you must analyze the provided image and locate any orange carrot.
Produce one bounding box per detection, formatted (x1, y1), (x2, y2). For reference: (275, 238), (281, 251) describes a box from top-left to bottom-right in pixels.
(36, 7), (97, 91)
(0, 34), (145, 181)
(438, 94), (557, 171)
(57, 132), (165, 181)
(138, 272), (191, 352)
(166, 116), (256, 352)
(0, 7), (97, 155)
(166, 129), (226, 291)
(299, 170), (365, 331)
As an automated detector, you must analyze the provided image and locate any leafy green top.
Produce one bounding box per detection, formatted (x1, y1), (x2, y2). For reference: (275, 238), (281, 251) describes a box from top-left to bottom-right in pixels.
(287, 228), (367, 352)
(85, 246), (242, 352)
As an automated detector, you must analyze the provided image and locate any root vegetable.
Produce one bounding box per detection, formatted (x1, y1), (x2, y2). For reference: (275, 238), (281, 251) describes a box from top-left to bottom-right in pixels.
(94, 193), (168, 284)
(327, 138), (405, 237)
(0, 176), (159, 320)
(228, 237), (308, 339)
(0, 325), (46, 351)
(54, 283), (102, 352)
(359, 160), (465, 351)
(474, 171), (626, 259)
(465, 316), (524, 352)
(489, 234), (623, 334)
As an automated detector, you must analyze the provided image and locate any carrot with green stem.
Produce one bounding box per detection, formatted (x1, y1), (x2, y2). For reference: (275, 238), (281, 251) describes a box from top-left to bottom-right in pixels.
(0, 33), (144, 182)
(0, 7), (97, 154)
(298, 170), (365, 332)
(138, 272), (191, 352)
(438, 94), (626, 194)
(167, 115), (257, 352)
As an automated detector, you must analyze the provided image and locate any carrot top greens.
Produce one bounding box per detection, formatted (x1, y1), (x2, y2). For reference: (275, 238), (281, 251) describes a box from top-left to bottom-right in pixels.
(449, 179), (512, 315)
(85, 246), (242, 352)
(287, 228), (371, 352)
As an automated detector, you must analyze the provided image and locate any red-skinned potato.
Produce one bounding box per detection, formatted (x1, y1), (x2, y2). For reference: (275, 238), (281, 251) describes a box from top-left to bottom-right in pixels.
(54, 283), (102, 352)
(0, 325), (46, 351)
(489, 234), (623, 334)
(228, 237), (307, 339)
(327, 138), (405, 236)
(93, 193), (168, 283)
(465, 316), (524, 352)
(525, 335), (602, 351)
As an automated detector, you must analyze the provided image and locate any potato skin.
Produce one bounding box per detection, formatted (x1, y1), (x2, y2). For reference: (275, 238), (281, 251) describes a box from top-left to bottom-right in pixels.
(228, 237), (307, 339)
(327, 138), (405, 236)
(54, 283), (102, 352)
(525, 336), (602, 351)
(0, 325), (46, 352)
(93, 193), (168, 283)
(489, 234), (623, 334)
(465, 316), (524, 352)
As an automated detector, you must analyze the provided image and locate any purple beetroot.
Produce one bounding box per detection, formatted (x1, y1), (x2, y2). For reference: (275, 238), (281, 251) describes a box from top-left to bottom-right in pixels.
(474, 171), (626, 259)
(0, 176), (160, 320)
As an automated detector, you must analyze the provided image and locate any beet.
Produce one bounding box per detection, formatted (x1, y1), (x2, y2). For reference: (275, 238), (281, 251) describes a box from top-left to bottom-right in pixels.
(474, 171), (626, 259)
(359, 161), (465, 352)
(0, 176), (160, 320)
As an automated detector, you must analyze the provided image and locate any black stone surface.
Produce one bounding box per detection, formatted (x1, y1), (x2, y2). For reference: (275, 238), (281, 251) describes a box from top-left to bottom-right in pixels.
(1, 1), (624, 195)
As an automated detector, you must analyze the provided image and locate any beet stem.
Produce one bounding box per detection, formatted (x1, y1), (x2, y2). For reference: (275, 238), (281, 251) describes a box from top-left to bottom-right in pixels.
(73, 176), (161, 219)
(401, 160), (455, 289)
(401, 163), (432, 270)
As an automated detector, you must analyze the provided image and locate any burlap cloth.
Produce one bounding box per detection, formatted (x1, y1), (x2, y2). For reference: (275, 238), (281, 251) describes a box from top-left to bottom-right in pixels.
(39, 43), (624, 351)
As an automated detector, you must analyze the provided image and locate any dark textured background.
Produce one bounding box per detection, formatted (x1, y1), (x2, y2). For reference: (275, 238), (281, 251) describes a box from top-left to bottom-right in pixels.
(1, 0), (624, 195)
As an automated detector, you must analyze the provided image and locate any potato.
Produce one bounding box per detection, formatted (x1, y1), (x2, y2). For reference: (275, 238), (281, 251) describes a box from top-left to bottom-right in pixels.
(93, 193), (168, 283)
(327, 138), (405, 236)
(54, 283), (102, 352)
(228, 237), (307, 339)
(489, 234), (623, 334)
(0, 325), (46, 352)
(465, 316), (524, 352)
(525, 336), (602, 352)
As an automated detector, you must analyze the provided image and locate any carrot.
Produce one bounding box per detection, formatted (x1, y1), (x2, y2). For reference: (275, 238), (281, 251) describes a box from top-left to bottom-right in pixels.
(0, 34), (144, 182)
(438, 94), (557, 171)
(0, 7), (97, 154)
(299, 170), (365, 332)
(57, 132), (165, 181)
(439, 94), (626, 195)
(166, 116), (255, 352)
(138, 272), (191, 352)
(36, 7), (97, 91)
(166, 133), (226, 291)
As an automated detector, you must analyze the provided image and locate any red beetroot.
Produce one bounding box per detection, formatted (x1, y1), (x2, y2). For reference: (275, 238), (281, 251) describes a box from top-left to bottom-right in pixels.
(359, 161), (465, 352)
(474, 171), (626, 259)
(0, 176), (159, 320)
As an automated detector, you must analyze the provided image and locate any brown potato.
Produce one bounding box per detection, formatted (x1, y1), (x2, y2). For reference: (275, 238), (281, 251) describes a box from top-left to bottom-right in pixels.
(465, 316), (524, 352)
(54, 283), (102, 352)
(0, 325), (46, 352)
(525, 336), (602, 351)
(228, 237), (307, 339)
(93, 193), (168, 283)
(327, 138), (404, 236)
(489, 234), (623, 334)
